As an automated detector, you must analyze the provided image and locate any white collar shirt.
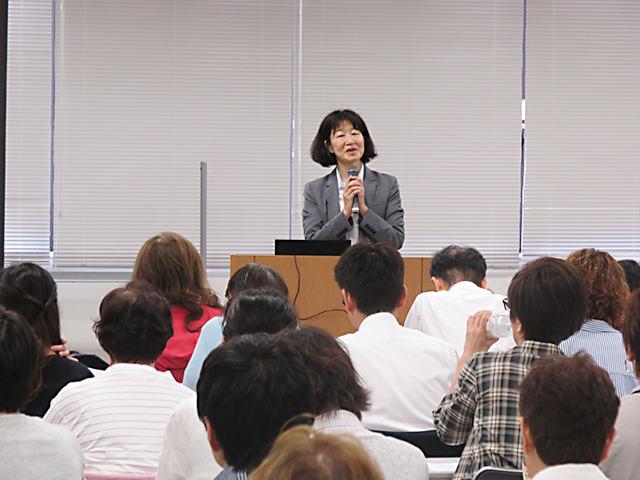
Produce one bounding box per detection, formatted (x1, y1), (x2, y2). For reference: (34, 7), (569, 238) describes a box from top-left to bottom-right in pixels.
(337, 166), (364, 244)
(44, 363), (194, 474)
(339, 312), (458, 431)
(404, 281), (515, 355)
(533, 463), (610, 480)
(313, 409), (429, 480)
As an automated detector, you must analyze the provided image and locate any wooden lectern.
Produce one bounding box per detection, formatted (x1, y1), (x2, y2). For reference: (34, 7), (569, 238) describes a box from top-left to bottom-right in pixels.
(230, 255), (434, 337)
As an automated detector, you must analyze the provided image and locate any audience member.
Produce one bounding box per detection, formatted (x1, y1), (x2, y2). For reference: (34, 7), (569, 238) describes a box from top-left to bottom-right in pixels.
(133, 231), (222, 382)
(405, 245), (514, 353)
(600, 288), (640, 480)
(560, 248), (637, 396)
(44, 281), (193, 474)
(197, 334), (314, 479)
(157, 289), (297, 480)
(250, 425), (384, 480)
(183, 262), (289, 390)
(0, 262), (92, 417)
(335, 243), (458, 431)
(281, 326), (428, 479)
(519, 354), (619, 480)
(0, 307), (84, 479)
(433, 257), (588, 480)
(618, 259), (640, 293)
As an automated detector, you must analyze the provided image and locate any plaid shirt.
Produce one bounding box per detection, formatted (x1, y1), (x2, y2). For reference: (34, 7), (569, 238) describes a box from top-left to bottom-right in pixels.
(433, 341), (563, 480)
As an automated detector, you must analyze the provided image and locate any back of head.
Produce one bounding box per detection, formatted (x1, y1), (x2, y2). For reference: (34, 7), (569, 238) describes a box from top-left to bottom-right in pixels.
(619, 260), (640, 293)
(132, 232), (221, 324)
(430, 245), (486, 287)
(225, 263), (289, 299)
(507, 257), (587, 344)
(567, 248), (629, 329)
(0, 308), (43, 413)
(222, 289), (298, 340)
(0, 262), (61, 351)
(94, 281), (173, 364)
(334, 243), (404, 315)
(251, 425), (384, 480)
(279, 327), (369, 418)
(622, 289), (640, 375)
(197, 334), (314, 472)
(519, 353), (619, 465)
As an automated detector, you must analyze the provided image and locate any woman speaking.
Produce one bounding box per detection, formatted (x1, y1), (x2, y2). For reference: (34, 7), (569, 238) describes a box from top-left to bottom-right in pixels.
(302, 109), (405, 249)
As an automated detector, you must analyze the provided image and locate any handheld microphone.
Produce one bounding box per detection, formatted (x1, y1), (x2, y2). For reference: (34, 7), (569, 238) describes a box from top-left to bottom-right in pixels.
(347, 166), (359, 212)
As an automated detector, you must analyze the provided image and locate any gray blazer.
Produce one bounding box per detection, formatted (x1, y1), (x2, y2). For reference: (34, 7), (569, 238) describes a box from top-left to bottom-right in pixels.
(302, 167), (405, 249)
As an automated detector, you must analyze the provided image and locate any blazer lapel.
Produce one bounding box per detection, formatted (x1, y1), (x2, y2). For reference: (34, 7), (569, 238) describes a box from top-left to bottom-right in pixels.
(363, 166), (378, 207)
(323, 168), (340, 221)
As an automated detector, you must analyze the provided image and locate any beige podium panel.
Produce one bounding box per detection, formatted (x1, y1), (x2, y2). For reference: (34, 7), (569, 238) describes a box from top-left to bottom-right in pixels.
(230, 255), (434, 337)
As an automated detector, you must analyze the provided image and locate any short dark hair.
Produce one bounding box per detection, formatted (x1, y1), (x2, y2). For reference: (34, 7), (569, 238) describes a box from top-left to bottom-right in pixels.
(622, 289), (640, 375)
(310, 110), (377, 167)
(430, 245), (487, 287)
(0, 262), (62, 351)
(222, 289), (298, 340)
(225, 263), (289, 299)
(196, 334), (314, 472)
(279, 327), (369, 419)
(0, 308), (43, 413)
(507, 257), (587, 344)
(519, 354), (619, 465)
(334, 243), (404, 315)
(94, 281), (173, 364)
(619, 259), (640, 293)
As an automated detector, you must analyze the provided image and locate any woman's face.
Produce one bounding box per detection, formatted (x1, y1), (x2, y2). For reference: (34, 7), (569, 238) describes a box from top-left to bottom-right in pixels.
(326, 121), (364, 167)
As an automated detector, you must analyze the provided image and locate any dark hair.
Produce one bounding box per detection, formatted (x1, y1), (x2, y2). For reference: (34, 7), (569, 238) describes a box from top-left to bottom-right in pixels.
(133, 232), (222, 331)
(251, 425), (384, 480)
(0, 262), (61, 351)
(567, 249), (629, 329)
(430, 245), (487, 287)
(507, 257), (587, 344)
(94, 281), (173, 364)
(196, 334), (314, 472)
(310, 110), (377, 167)
(225, 263), (289, 299)
(222, 289), (298, 340)
(622, 289), (640, 375)
(0, 308), (43, 413)
(279, 327), (369, 419)
(519, 354), (619, 465)
(334, 243), (404, 315)
(619, 260), (640, 293)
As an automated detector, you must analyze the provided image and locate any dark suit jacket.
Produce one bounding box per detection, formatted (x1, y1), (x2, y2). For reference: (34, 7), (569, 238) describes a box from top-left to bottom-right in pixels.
(302, 166), (404, 248)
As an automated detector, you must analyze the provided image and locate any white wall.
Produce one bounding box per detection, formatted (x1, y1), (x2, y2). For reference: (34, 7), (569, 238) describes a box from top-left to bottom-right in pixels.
(57, 268), (516, 361)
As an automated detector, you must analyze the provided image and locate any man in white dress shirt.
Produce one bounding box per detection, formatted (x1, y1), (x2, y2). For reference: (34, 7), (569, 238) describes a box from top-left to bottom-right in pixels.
(519, 354), (619, 480)
(405, 245), (514, 354)
(336, 243), (458, 432)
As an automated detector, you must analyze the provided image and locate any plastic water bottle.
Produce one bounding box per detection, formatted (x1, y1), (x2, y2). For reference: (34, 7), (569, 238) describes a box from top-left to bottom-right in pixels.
(486, 312), (512, 338)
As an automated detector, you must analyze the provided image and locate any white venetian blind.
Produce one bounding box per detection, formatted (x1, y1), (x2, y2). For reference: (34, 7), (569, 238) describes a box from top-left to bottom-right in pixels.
(5, 0), (52, 265)
(522, 0), (640, 260)
(292, 0), (524, 267)
(52, 0), (292, 268)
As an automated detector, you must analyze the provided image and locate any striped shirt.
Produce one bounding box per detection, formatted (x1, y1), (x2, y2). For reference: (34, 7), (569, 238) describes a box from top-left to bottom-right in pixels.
(433, 341), (562, 480)
(44, 363), (194, 474)
(560, 319), (638, 397)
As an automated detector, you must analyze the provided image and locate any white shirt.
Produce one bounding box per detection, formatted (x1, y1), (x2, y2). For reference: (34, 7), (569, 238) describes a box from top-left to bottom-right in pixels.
(314, 409), (429, 480)
(404, 281), (515, 355)
(157, 396), (223, 480)
(44, 363), (194, 474)
(337, 166), (364, 244)
(339, 312), (458, 431)
(533, 463), (609, 480)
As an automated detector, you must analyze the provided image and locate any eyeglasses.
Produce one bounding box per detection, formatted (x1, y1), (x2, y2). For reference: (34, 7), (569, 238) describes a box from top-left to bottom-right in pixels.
(503, 298), (510, 311)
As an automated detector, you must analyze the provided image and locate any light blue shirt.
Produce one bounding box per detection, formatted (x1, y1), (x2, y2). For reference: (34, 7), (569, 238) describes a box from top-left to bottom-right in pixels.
(560, 318), (638, 397)
(182, 316), (224, 390)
